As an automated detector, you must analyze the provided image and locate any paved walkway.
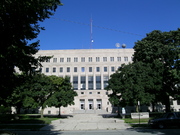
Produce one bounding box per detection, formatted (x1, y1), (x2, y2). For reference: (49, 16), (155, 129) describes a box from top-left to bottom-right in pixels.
(40, 113), (131, 131)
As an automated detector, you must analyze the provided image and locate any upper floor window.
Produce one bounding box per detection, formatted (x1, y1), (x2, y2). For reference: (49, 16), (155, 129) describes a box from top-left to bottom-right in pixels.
(46, 67), (49, 73)
(81, 57), (85, 62)
(60, 58), (64, 62)
(89, 67), (92, 72)
(53, 67), (56, 72)
(103, 57), (107, 62)
(67, 67), (70, 72)
(89, 57), (92, 62)
(81, 67), (85, 72)
(60, 67), (63, 72)
(96, 57), (100, 62)
(53, 58), (57, 62)
(96, 67), (100, 72)
(110, 57), (114, 62)
(74, 57), (78, 62)
(104, 67), (107, 72)
(46, 59), (50, 63)
(67, 57), (71, 62)
(117, 57), (121, 61)
(74, 67), (77, 72)
(124, 57), (128, 61)
(111, 66), (115, 72)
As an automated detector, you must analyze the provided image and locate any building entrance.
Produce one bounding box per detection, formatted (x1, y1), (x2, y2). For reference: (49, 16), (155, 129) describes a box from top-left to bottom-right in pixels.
(80, 99), (85, 110)
(97, 99), (102, 110)
(88, 99), (93, 110)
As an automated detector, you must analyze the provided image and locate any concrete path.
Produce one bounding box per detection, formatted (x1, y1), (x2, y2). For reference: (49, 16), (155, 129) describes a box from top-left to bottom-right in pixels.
(40, 113), (131, 131)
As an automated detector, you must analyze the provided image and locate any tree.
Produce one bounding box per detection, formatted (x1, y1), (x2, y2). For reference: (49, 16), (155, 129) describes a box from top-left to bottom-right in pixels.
(0, 0), (62, 104)
(48, 76), (77, 116)
(106, 62), (156, 112)
(133, 29), (180, 112)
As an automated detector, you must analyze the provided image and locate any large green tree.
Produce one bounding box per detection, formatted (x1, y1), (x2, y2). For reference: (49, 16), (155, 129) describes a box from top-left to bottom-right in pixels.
(0, 0), (62, 104)
(48, 76), (77, 116)
(133, 29), (180, 112)
(106, 62), (157, 112)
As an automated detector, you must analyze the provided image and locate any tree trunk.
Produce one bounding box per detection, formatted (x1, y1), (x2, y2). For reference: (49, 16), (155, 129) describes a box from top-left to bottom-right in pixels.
(58, 106), (61, 116)
(164, 95), (171, 112)
(40, 107), (44, 118)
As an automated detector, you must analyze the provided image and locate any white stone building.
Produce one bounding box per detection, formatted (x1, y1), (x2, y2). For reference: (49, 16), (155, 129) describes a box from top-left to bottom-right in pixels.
(34, 49), (134, 114)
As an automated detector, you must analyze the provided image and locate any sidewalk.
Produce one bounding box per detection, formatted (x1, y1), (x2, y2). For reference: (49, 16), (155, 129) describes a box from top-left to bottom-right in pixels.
(40, 113), (131, 131)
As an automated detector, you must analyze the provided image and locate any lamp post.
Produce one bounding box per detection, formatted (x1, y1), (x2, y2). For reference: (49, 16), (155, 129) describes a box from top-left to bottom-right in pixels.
(138, 101), (140, 125)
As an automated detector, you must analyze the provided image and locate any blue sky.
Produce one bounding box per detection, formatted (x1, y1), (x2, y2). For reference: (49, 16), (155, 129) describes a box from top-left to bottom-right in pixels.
(37, 0), (180, 50)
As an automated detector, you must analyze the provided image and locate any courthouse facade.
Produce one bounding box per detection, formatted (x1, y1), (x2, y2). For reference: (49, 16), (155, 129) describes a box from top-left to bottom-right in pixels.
(34, 49), (134, 114)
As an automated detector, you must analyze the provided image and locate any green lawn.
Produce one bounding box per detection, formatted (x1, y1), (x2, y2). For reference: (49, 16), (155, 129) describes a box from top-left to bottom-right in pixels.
(0, 114), (60, 130)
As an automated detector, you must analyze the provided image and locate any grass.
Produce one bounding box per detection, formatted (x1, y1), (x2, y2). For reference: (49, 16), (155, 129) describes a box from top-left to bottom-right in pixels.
(0, 114), (60, 130)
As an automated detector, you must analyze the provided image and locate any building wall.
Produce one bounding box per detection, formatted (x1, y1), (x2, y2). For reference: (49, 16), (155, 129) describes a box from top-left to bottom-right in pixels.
(35, 49), (134, 114)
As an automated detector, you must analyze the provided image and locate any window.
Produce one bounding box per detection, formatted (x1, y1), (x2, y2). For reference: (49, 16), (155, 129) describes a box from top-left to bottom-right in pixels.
(88, 76), (93, 90)
(89, 92), (92, 94)
(39, 68), (42, 73)
(46, 68), (49, 73)
(96, 57), (100, 62)
(81, 76), (86, 90)
(81, 67), (85, 72)
(53, 67), (56, 72)
(110, 57), (114, 62)
(104, 67), (107, 72)
(89, 67), (92, 72)
(97, 92), (100, 94)
(60, 58), (64, 62)
(73, 76), (78, 90)
(81, 92), (84, 94)
(103, 57), (107, 62)
(60, 67), (63, 72)
(81, 57), (85, 62)
(111, 67), (115, 72)
(89, 57), (92, 62)
(96, 67), (100, 72)
(67, 67), (70, 72)
(103, 76), (109, 89)
(67, 57), (71, 62)
(96, 76), (101, 90)
(74, 67), (77, 72)
(124, 57), (128, 61)
(117, 57), (121, 61)
(53, 58), (57, 62)
(74, 57), (78, 62)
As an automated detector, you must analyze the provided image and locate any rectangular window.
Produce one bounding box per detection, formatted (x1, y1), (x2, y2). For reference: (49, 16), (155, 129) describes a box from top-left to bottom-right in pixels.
(104, 67), (107, 72)
(96, 57), (100, 62)
(81, 67), (85, 72)
(53, 58), (57, 62)
(60, 67), (63, 72)
(110, 57), (114, 62)
(103, 76), (109, 89)
(89, 57), (92, 62)
(111, 66), (115, 72)
(46, 68), (49, 73)
(60, 58), (64, 62)
(117, 57), (121, 61)
(73, 76), (78, 90)
(96, 76), (101, 90)
(96, 67), (100, 72)
(74, 57), (78, 62)
(88, 76), (93, 90)
(103, 57), (107, 62)
(74, 67), (77, 72)
(67, 57), (71, 62)
(89, 67), (92, 72)
(81, 76), (86, 90)
(81, 57), (85, 62)
(124, 57), (128, 61)
(53, 67), (56, 72)
(67, 67), (70, 72)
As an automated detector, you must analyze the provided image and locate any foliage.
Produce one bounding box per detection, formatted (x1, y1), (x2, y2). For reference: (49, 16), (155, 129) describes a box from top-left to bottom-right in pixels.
(48, 76), (77, 115)
(133, 29), (180, 112)
(0, 0), (62, 104)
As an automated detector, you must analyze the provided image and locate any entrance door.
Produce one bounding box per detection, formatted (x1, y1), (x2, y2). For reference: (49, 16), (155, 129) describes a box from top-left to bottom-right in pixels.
(88, 99), (93, 110)
(97, 99), (102, 110)
(80, 99), (85, 110)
